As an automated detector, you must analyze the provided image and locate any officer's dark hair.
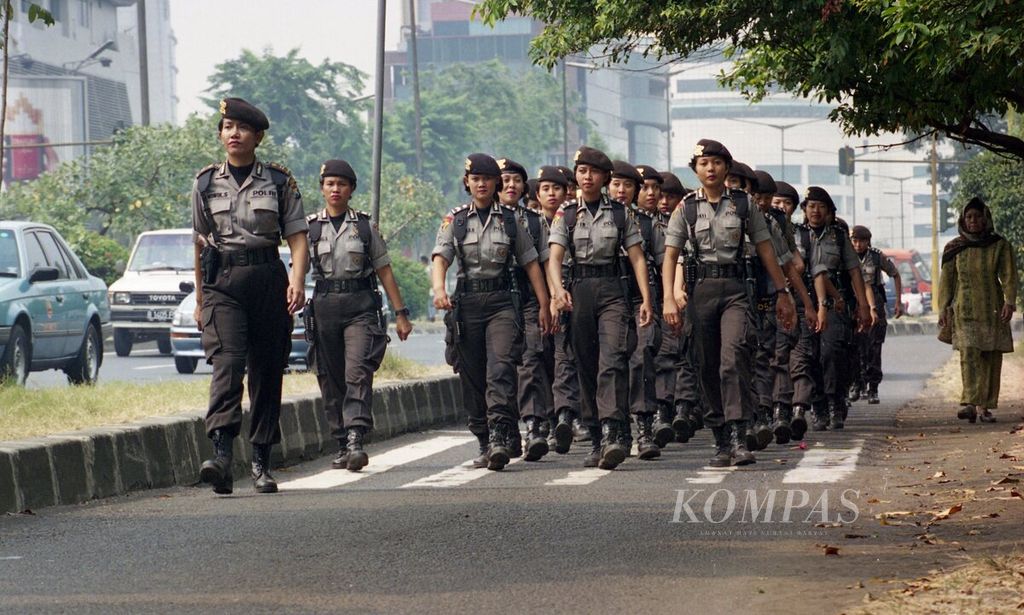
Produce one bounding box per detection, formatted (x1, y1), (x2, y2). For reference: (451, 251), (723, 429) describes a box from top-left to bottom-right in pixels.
(319, 175), (356, 190)
(217, 117), (263, 135)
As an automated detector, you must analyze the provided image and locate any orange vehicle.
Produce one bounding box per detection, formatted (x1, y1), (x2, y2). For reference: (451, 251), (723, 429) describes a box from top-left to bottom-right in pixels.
(881, 248), (932, 314)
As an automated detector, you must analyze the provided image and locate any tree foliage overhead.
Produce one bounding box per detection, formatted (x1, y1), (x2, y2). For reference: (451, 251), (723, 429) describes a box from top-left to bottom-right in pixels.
(476, 0), (1024, 160)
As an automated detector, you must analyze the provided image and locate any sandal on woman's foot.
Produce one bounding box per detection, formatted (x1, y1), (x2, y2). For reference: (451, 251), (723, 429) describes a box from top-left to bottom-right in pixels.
(956, 406), (977, 422)
(979, 409), (996, 423)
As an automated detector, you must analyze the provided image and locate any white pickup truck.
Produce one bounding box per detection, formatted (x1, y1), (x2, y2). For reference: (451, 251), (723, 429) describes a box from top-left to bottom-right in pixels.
(106, 229), (195, 357)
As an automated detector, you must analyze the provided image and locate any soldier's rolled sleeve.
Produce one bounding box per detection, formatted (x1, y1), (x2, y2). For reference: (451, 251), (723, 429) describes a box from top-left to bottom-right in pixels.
(191, 179), (209, 245)
(839, 234), (860, 271)
(808, 247), (830, 278)
(664, 207), (689, 250)
(514, 219), (538, 266)
(369, 224), (391, 270)
(279, 183), (308, 238)
(746, 208), (772, 245)
(622, 214), (643, 250)
(881, 255), (899, 277)
(431, 218), (456, 264)
(548, 213), (570, 249)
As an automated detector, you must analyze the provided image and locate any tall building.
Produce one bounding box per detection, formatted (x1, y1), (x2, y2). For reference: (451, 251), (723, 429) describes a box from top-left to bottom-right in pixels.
(3, 0), (177, 186)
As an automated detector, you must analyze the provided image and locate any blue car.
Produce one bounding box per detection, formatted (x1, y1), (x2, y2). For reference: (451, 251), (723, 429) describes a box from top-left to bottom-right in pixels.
(0, 222), (112, 385)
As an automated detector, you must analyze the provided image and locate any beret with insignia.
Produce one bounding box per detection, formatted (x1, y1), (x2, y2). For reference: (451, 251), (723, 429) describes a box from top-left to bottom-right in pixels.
(611, 160), (642, 184)
(464, 153), (501, 177)
(688, 138), (732, 170)
(218, 97), (269, 131)
(727, 161), (758, 191)
(573, 145), (613, 173)
(800, 185), (836, 212)
(773, 180), (800, 205)
(556, 165), (576, 186)
(636, 164), (663, 184)
(497, 157), (528, 183)
(320, 159), (358, 187)
(659, 171), (687, 196)
(753, 170), (777, 195)
(537, 165), (569, 188)
(851, 225), (872, 240)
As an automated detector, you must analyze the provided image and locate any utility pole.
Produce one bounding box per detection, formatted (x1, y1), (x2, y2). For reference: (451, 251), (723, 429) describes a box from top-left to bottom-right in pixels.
(664, 72), (671, 171)
(137, 0), (150, 126)
(930, 134), (940, 297)
(561, 58), (569, 166)
(370, 0), (386, 223)
(408, 0), (423, 176)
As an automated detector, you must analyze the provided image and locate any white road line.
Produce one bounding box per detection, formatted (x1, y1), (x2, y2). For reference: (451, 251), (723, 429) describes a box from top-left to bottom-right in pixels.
(686, 466), (738, 484)
(782, 440), (864, 484)
(279, 435), (474, 491)
(0, 556), (22, 561)
(132, 363), (175, 371)
(546, 468), (610, 486)
(400, 457), (523, 489)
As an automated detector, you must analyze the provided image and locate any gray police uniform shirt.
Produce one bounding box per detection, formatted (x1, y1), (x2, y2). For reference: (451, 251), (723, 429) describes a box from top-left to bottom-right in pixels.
(308, 208), (390, 281)
(432, 204), (539, 279)
(858, 247), (898, 288)
(636, 209), (667, 267)
(517, 206), (550, 263)
(744, 210), (794, 267)
(809, 225), (860, 273)
(664, 188), (771, 264)
(191, 160), (307, 250)
(548, 198), (643, 265)
(794, 224), (831, 279)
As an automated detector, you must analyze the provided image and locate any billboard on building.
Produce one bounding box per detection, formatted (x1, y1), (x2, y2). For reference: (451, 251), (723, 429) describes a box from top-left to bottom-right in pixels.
(3, 76), (88, 186)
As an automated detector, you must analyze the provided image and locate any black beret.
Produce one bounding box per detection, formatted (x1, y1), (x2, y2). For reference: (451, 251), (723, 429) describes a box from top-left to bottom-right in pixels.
(496, 157), (528, 182)
(660, 171), (686, 196)
(753, 170), (776, 195)
(464, 153), (501, 177)
(689, 138), (732, 170)
(636, 165), (663, 184)
(320, 159), (357, 184)
(773, 181), (799, 205)
(728, 161), (758, 190)
(526, 178), (539, 202)
(573, 145), (613, 173)
(851, 225), (872, 240)
(801, 185), (836, 212)
(218, 97), (269, 131)
(537, 165), (569, 188)
(611, 160), (642, 184)
(557, 165), (576, 185)
(834, 216), (850, 231)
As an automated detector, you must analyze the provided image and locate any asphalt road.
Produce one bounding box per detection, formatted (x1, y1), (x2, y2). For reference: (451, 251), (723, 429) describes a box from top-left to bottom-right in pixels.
(25, 331), (448, 389)
(0, 335), (953, 614)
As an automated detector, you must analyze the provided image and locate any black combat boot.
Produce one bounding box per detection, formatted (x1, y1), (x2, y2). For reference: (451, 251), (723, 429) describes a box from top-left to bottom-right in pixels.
(673, 402), (693, 443)
(199, 429), (234, 494)
(754, 406), (773, 450)
(848, 382), (862, 402)
(709, 426), (731, 468)
(791, 404), (809, 440)
(598, 420), (627, 470)
(811, 406), (830, 431)
(828, 400), (845, 430)
(636, 414), (661, 460)
(486, 423), (512, 471)
(507, 423), (523, 459)
(652, 404), (676, 448)
(772, 403), (792, 445)
(572, 416), (590, 442)
(867, 384), (880, 405)
(472, 431), (490, 469)
(583, 424), (602, 468)
(523, 418), (550, 462)
(346, 426), (370, 471)
(331, 439), (350, 470)
(553, 409), (573, 454)
(251, 443), (278, 493)
(690, 404), (705, 431)
(744, 422), (759, 453)
(620, 418), (634, 457)
(729, 421), (756, 466)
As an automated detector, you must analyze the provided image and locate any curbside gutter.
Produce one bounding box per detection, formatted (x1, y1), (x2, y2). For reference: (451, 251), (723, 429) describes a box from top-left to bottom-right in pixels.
(0, 375), (464, 515)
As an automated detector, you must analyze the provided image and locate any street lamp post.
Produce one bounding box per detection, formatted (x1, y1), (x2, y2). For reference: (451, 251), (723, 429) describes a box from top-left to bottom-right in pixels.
(878, 174), (915, 249)
(370, 0), (387, 224)
(723, 117), (828, 181)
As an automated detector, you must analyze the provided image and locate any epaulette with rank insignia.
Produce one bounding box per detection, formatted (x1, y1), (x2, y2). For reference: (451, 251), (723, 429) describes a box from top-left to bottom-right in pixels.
(195, 162), (219, 179)
(266, 161), (299, 194)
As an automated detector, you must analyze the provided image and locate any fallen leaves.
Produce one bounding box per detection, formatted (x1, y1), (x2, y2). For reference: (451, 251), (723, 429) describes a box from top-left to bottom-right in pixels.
(815, 544), (841, 556)
(930, 503), (963, 522)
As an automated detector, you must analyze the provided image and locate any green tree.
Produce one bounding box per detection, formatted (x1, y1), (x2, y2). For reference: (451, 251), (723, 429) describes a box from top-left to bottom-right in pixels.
(348, 163), (446, 248)
(388, 254), (431, 320)
(204, 48), (371, 183)
(476, 0), (1024, 160)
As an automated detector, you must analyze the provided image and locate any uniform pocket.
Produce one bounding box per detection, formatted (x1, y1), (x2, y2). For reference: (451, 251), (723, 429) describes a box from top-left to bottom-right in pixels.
(200, 305), (221, 363)
(345, 238), (367, 274)
(366, 323), (389, 371)
(208, 198), (233, 237)
(316, 239), (334, 276)
(250, 196), (279, 235)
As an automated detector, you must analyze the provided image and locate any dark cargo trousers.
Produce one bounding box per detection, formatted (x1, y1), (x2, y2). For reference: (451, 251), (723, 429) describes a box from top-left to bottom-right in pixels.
(821, 310), (854, 405)
(751, 305), (777, 411)
(772, 310), (799, 406)
(673, 317), (701, 410)
(570, 278), (636, 426)
(517, 297), (553, 421)
(856, 313), (887, 387)
(552, 323), (580, 418)
(454, 291), (523, 435)
(312, 290), (388, 440)
(628, 310), (662, 416)
(790, 306), (824, 409)
(688, 278), (751, 427)
(654, 316), (681, 410)
(200, 259), (291, 444)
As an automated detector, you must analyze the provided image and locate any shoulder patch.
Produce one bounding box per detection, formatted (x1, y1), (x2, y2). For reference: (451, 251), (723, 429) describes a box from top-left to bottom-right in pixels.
(305, 212), (318, 223)
(195, 163), (218, 179)
(449, 204), (470, 216)
(500, 203), (518, 213)
(356, 210), (372, 219)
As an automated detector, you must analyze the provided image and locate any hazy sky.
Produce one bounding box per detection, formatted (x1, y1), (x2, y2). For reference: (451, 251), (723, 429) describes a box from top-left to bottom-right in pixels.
(170, 0), (404, 123)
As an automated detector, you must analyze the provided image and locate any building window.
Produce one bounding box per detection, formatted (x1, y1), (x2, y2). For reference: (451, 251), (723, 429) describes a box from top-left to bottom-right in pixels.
(864, 198), (871, 212)
(78, 0), (89, 28)
(808, 165), (839, 185)
(913, 165), (929, 178)
(862, 168), (870, 182)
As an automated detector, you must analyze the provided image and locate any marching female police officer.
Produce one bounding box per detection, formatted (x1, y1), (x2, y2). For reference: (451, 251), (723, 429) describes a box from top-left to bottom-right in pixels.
(192, 97), (309, 495)
(662, 139), (796, 468)
(433, 154), (552, 471)
(306, 160), (413, 472)
(548, 146), (653, 470)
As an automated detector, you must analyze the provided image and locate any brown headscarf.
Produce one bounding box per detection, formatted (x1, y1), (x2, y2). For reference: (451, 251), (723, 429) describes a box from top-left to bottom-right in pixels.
(941, 197), (1003, 265)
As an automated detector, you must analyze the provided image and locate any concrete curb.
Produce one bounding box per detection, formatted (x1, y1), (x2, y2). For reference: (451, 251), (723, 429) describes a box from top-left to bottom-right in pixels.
(0, 374), (463, 515)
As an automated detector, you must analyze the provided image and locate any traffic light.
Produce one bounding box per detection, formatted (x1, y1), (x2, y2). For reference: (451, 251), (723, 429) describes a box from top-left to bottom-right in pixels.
(939, 199), (956, 232)
(838, 146), (856, 176)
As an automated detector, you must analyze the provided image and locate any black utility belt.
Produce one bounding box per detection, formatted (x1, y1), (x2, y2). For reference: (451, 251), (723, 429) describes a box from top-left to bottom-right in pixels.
(756, 297), (776, 311)
(456, 277), (510, 293)
(696, 263), (744, 280)
(221, 246), (280, 267)
(572, 263), (619, 278)
(315, 278), (373, 294)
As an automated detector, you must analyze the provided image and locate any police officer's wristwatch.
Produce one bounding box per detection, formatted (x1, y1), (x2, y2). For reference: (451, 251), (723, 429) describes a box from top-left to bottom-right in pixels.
(394, 307), (411, 318)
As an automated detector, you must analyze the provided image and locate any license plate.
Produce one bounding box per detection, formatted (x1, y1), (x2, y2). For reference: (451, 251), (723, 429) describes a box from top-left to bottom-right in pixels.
(147, 309), (174, 322)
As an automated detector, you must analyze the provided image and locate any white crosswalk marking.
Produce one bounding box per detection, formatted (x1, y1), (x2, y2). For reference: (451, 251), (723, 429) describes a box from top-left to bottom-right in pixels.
(279, 435), (474, 491)
(545, 468), (610, 486)
(400, 457), (523, 489)
(686, 466), (738, 484)
(782, 440), (864, 484)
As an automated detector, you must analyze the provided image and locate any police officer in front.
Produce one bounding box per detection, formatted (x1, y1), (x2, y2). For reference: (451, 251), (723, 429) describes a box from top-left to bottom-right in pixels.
(433, 154), (552, 471)
(548, 146), (653, 470)
(662, 139), (796, 468)
(307, 160), (413, 472)
(192, 98), (309, 495)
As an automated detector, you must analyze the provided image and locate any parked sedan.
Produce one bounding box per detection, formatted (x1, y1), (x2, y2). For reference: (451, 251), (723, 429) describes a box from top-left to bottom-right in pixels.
(0, 222), (112, 385)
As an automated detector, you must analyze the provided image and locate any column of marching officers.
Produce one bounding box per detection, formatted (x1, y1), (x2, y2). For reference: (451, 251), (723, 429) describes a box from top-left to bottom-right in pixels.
(192, 98), (903, 494)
